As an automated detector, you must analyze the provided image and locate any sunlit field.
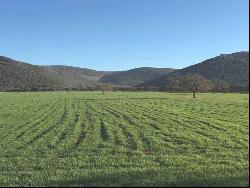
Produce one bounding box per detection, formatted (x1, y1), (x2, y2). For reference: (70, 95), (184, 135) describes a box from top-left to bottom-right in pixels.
(0, 91), (248, 186)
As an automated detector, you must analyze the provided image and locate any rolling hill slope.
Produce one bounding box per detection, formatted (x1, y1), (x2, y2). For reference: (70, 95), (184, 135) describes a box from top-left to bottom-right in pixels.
(138, 51), (249, 90)
(0, 56), (63, 91)
(0, 56), (175, 90)
(1, 51), (248, 91)
(0, 57), (112, 91)
(41, 65), (113, 89)
(100, 67), (176, 86)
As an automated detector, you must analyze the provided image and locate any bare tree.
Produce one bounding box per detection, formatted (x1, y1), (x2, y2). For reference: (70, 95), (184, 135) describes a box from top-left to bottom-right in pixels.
(100, 83), (112, 95)
(180, 73), (210, 98)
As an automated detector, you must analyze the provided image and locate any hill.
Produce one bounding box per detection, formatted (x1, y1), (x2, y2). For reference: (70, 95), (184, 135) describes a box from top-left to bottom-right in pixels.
(0, 56), (175, 91)
(0, 57), (112, 91)
(100, 67), (176, 86)
(41, 65), (113, 89)
(1, 51), (249, 92)
(138, 51), (249, 91)
(0, 56), (63, 91)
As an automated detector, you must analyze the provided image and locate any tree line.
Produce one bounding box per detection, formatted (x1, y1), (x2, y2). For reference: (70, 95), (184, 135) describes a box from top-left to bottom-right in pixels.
(99, 73), (249, 97)
(1, 73), (248, 96)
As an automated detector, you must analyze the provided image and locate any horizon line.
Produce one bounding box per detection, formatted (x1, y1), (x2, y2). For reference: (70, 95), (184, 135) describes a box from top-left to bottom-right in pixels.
(1, 50), (248, 72)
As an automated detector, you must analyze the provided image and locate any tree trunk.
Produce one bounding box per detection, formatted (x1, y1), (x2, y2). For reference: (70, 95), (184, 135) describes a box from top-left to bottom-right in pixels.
(102, 91), (104, 95)
(193, 91), (196, 98)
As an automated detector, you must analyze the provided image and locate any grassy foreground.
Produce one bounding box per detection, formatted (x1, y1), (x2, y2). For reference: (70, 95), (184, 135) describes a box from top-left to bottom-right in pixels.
(0, 91), (249, 186)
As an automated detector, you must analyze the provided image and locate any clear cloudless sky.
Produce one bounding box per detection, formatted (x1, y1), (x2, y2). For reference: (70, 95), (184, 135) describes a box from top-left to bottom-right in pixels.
(0, 0), (249, 71)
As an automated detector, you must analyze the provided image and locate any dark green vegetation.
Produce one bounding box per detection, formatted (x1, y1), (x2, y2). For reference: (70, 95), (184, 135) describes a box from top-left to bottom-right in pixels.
(1, 51), (249, 92)
(100, 67), (176, 86)
(0, 56), (63, 91)
(0, 56), (113, 91)
(0, 56), (174, 91)
(139, 51), (249, 92)
(0, 92), (248, 186)
(42, 65), (112, 89)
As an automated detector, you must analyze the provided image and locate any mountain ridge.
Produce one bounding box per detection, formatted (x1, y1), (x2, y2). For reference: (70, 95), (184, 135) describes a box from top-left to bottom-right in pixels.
(0, 51), (248, 91)
(0, 56), (175, 91)
(100, 67), (177, 86)
(138, 51), (249, 91)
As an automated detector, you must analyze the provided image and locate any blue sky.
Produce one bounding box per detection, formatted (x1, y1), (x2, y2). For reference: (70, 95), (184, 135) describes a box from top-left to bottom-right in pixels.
(0, 0), (249, 71)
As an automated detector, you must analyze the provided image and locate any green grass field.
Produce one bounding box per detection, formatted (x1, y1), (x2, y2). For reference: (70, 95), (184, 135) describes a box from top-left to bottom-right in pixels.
(0, 91), (249, 186)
